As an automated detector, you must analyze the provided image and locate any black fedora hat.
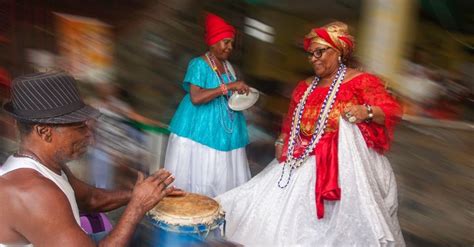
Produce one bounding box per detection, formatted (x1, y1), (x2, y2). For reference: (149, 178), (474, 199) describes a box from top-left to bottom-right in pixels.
(3, 71), (101, 124)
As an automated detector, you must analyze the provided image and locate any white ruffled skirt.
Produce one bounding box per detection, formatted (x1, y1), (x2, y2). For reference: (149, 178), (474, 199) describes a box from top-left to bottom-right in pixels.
(164, 134), (251, 197)
(216, 119), (405, 246)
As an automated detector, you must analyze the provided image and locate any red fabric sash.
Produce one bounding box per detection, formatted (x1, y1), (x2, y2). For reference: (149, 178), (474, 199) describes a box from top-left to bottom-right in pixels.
(279, 132), (341, 218)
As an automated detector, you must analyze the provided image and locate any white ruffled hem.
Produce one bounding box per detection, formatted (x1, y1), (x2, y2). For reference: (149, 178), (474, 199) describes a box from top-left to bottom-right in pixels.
(164, 134), (251, 197)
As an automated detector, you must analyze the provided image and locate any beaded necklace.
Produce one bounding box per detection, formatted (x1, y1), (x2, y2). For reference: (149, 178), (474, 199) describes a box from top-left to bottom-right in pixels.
(14, 151), (65, 176)
(205, 52), (235, 134)
(206, 52), (234, 92)
(278, 64), (346, 188)
(14, 151), (44, 164)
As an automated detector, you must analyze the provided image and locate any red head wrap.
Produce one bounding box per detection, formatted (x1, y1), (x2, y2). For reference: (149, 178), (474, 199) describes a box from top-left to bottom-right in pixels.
(303, 22), (355, 60)
(205, 13), (236, 46)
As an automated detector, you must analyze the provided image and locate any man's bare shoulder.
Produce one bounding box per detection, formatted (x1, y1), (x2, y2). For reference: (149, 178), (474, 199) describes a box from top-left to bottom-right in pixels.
(1, 169), (81, 245)
(0, 178), (30, 244)
(2, 168), (72, 217)
(3, 168), (59, 192)
(0, 172), (68, 245)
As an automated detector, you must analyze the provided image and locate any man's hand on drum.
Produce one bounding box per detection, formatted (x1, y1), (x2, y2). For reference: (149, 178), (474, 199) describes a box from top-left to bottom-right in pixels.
(130, 169), (185, 214)
(228, 80), (250, 95)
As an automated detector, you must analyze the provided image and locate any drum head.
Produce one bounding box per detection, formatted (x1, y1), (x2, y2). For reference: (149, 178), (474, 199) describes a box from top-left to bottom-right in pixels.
(148, 193), (223, 226)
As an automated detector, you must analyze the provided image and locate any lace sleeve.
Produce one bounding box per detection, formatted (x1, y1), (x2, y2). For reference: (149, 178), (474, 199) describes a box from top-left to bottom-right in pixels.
(356, 74), (402, 153)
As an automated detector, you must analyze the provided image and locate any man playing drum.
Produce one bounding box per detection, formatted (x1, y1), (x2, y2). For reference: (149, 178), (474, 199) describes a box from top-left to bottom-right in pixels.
(0, 72), (184, 246)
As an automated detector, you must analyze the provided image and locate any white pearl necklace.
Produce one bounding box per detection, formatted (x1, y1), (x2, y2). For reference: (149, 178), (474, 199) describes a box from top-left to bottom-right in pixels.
(278, 64), (346, 188)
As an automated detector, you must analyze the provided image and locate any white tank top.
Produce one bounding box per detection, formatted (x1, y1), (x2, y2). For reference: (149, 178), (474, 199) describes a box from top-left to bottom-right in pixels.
(0, 156), (81, 238)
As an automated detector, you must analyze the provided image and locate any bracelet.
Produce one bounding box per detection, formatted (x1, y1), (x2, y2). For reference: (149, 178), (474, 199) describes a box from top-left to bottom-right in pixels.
(364, 104), (374, 123)
(219, 84), (228, 95)
(274, 139), (284, 147)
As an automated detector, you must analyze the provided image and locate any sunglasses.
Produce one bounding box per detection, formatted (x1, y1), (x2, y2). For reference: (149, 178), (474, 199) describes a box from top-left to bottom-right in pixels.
(306, 47), (331, 59)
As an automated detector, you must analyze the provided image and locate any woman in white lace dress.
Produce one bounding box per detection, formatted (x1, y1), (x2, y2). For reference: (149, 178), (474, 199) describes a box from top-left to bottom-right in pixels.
(217, 21), (405, 246)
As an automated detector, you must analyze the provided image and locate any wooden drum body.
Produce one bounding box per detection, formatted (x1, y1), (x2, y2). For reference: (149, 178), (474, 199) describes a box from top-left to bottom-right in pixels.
(144, 193), (225, 246)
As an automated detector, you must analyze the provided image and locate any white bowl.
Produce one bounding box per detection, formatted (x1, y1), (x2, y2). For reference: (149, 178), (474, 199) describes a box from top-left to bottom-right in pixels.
(228, 87), (259, 111)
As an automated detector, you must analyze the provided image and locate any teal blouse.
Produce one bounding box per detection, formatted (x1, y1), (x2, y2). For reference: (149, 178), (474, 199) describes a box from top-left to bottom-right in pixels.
(169, 57), (249, 151)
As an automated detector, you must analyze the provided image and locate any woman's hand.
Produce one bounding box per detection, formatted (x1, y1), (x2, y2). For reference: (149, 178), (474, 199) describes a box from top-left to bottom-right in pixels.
(275, 143), (283, 160)
(343, 105), (369, 124)
(344, 104), (385, 125)
(228, 81), (250, 95)
(274, 134), (286, 160)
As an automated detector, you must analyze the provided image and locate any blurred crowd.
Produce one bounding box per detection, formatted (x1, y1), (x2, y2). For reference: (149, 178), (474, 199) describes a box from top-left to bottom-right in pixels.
(399, 48), (472, 121)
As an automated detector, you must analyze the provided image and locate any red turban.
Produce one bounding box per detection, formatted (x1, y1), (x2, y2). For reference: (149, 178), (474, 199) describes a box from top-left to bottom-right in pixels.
(205, 13), (235, 46)
(303, 22), (355, 60)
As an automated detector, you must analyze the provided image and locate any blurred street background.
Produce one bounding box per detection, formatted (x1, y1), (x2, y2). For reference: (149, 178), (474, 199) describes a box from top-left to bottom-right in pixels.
(0, 0), (472, 246)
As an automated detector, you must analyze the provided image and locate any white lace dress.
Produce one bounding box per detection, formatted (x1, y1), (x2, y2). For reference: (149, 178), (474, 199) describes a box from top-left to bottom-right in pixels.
(216, 119), (405, 246)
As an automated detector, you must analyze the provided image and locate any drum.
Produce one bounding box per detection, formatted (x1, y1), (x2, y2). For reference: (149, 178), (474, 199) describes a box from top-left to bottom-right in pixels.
(143, 193), (225, 246)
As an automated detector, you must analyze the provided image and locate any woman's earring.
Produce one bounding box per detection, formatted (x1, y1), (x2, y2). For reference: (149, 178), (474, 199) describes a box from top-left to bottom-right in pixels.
(338, 56), (342, 64)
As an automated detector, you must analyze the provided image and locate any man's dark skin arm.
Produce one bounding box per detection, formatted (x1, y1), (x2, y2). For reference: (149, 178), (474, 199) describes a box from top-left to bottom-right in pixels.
(6, 169), (183, 247)
(63, 166), (132, 212)
(99, 171), (182, 246)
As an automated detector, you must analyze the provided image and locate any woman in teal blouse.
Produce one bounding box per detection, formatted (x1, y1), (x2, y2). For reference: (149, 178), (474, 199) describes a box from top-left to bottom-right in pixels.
(164, 13), (251, 197)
